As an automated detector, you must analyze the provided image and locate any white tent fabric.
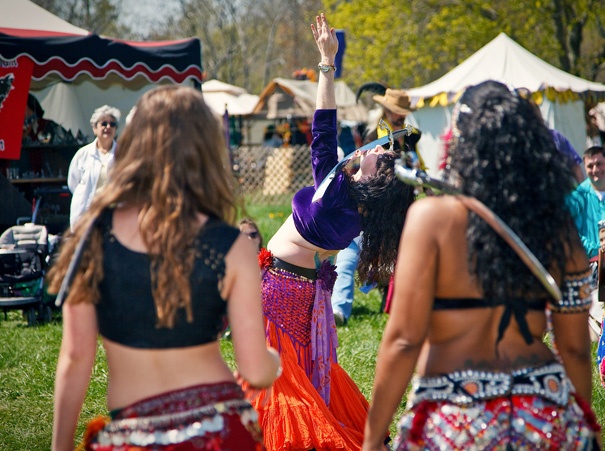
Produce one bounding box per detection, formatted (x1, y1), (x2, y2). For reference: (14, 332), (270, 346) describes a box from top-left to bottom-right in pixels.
(407, 33), (605, 176)
(254, 77), (368, 122)
(0, 0), (88, 35)
(1, 1), (196, 141)
(201, 79), (259, 116)
(408, 33), (605, 98)
(35, 81), (159, 140)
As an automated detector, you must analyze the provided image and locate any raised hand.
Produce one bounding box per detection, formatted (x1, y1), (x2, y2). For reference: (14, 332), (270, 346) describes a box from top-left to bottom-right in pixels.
(311, 13), (338, 62)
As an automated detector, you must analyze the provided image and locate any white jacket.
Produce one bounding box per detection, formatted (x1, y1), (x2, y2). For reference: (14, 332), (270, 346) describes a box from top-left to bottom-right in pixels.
(67, 139), (116, 230)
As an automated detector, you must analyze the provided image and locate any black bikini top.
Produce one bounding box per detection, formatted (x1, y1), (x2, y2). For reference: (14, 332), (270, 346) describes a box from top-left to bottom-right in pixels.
(433, 297), (548, 346)
(95, 209), (240, 349)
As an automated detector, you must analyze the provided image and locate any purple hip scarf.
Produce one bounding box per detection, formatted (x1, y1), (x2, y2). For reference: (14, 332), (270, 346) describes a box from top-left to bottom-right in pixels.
(262, 264), (316, 346)
(261, 256), (339, 404)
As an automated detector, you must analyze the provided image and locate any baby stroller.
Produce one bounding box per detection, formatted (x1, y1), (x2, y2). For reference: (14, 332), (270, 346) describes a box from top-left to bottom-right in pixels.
(0, 223), (52, 326)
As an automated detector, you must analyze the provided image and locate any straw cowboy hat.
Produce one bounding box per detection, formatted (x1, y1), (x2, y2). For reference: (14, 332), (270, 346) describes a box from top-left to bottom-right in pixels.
(372, 89), (415, 115)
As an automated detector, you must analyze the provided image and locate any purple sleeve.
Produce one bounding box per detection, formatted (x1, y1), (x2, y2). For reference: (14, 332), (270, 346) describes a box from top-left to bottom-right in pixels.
(551, 129), (582, 166)
(311, 109), (338, 189)
(290, 109), (362, 249)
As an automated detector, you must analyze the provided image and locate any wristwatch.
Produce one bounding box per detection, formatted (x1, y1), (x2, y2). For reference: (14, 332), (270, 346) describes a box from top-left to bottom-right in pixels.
(318, 63), (337, 73)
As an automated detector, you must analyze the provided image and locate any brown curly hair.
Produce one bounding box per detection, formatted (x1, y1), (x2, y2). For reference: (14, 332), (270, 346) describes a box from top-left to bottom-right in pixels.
(47, 85), (240, 328)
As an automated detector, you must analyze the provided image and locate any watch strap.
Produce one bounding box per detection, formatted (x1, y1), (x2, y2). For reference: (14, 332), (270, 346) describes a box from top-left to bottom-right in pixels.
(318, 63), (337, 72)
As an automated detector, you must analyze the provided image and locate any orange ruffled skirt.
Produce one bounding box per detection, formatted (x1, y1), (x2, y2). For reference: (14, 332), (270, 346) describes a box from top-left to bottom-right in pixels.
(252, 320), (369, 451)
(247, 262), (370, 451)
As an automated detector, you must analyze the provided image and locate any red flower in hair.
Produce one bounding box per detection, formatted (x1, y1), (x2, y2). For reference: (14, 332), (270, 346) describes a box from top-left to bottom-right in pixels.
(258, 248), (273, 270)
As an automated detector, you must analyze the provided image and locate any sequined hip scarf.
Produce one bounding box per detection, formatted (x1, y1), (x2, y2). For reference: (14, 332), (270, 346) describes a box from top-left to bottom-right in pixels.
(89, 382), (260, 448)
(408, 361), (572, 408)
(259, 250), (339, 405)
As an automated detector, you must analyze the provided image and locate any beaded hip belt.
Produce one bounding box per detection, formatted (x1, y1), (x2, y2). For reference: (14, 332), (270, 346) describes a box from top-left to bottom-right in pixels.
(94, 398), (256, 447)
(272, 256), (317, 280)
(409, 361), (572, 408)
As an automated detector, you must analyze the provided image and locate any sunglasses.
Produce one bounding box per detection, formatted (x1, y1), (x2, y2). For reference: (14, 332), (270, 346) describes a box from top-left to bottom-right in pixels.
(245, 231), (260, 239)
(99, 121), (117, 128)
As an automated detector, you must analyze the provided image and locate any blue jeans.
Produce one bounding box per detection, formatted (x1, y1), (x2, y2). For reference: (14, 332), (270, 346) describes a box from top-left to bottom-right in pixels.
(331, 236), (361, 320)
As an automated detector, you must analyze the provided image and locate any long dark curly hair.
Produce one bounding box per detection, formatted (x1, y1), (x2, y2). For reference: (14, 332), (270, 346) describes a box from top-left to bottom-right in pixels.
(348, 152), (415, 286)
(444, 80), (575, 298)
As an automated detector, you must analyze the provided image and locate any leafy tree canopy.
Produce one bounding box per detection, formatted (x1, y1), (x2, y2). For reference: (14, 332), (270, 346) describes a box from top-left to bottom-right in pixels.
(324, 0), (605, 91)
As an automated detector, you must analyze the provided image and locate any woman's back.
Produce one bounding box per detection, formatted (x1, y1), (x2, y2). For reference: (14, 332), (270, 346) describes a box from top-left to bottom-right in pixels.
(364, 79), (598, 451)
(51, 85), (281, 451)
(98, 207), (236, 409)
(397, 195), (586, 377)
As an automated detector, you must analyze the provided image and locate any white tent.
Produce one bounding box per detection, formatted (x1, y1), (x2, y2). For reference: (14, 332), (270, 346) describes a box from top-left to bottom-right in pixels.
(201, 79), (259, 116)
(253, 77), (368, 123)
(0, 0), (202, 141)
(406, 33), (605, 176)
(0, 0), (89, 35)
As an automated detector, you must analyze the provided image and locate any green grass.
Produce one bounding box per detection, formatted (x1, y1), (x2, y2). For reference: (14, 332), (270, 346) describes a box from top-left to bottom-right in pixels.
(1, 206), (604, 448)
(239, 198), (292, 245)
(5, 289), (605, 449)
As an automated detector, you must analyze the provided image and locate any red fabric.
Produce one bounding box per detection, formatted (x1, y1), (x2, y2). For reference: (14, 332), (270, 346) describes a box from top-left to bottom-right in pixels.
(384, 275), (395, 314)
(83, 382), (264, 451)
(0, 56), (33, 160)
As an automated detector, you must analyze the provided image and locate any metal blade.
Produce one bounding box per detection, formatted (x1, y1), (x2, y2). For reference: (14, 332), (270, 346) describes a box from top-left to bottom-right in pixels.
(394, 161), (562, 302)
(54, 214), (99, 307)
(312, 127), (412, 203)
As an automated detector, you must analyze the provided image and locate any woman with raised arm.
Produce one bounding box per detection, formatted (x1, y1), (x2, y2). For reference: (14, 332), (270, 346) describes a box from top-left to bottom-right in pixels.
(363, 80), (600, 450)
(247, 13), (415, 451)
(49, 85), (281, 451)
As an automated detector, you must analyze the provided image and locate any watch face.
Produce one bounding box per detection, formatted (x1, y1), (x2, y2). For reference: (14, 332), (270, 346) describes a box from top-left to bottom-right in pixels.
(320, 66), (329, 73)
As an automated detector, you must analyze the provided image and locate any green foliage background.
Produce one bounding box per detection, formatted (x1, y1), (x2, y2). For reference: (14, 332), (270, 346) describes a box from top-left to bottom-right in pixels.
(31, 0), (605, 95)
(324, 0), (605, 91)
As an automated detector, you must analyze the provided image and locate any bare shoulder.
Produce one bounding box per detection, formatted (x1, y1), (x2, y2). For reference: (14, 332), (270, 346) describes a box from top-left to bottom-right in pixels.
(406, 195), (467, 227)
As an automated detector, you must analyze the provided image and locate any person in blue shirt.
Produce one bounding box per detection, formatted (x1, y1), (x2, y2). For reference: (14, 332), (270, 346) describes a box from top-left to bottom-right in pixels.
(567, 145), (605, 260)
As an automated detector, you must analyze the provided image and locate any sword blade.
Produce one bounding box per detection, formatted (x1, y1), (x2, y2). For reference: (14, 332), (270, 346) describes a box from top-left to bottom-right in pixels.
(394, 161), (562, 302)
(312, 127), (412, 203)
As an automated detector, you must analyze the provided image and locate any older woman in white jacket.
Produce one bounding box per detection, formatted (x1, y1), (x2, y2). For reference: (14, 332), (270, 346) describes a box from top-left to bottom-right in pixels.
(67, 105), (120, 230)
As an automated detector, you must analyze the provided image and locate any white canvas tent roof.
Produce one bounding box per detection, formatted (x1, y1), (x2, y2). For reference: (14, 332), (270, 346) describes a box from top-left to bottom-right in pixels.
(201, 79), (259, 116)
(407, 33), (605, 103)
(253, 77), (368, 122)
(0, 0), (89, 35)
(406, 33), (605, 176)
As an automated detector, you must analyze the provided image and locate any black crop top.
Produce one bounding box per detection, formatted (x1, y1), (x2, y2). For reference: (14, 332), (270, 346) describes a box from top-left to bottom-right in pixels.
(433, 297), (548, 347)
(96, 211), (240, 349)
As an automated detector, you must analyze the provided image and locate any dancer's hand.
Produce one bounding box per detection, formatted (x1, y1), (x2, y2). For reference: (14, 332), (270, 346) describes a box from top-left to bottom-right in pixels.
(234, 370), (273, 407)
(311, 13), (338, 62)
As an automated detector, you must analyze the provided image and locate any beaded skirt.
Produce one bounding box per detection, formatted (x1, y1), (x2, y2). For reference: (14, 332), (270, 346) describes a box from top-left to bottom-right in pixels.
(249, 254), (370, 451)
(393, 362), (599, 450)
(83, 382), (264, 451)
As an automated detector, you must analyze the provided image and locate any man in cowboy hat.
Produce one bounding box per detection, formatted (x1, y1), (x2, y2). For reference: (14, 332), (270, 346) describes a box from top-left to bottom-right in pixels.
(364, 88), (425, 170)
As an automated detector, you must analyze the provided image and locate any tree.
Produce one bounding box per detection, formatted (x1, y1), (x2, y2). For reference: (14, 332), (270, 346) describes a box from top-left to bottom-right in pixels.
(324, 0), (605, 90)
(31, 0), (128, 36)
(150, 0), (322, 93)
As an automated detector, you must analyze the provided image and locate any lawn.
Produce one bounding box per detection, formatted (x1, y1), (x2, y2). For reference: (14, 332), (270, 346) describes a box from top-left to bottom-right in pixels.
(1, 203), (604, 449)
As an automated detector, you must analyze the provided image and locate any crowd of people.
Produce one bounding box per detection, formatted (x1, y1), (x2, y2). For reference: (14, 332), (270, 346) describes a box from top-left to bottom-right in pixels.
(43, 11), (605, 451)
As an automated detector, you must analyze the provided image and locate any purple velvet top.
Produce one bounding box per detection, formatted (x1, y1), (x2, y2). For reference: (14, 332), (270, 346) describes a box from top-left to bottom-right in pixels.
(291, 110), (362, 251)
